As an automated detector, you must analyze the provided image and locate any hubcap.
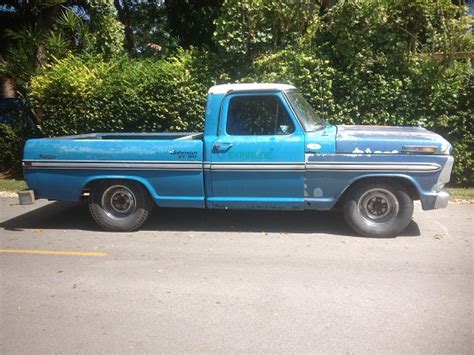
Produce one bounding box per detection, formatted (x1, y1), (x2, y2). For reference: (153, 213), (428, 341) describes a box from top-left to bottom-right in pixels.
(101, 185), (136, 219)
(358, 188), (399, 224)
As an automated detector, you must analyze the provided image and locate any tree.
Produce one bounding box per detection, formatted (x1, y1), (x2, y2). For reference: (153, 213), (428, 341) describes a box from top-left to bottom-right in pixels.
(113, 0), (223, 57)
(113, 0), (177, 57)
(213, 0), (321, 64)
(0, 0), (124, 97)
(165, 0), (223, 49)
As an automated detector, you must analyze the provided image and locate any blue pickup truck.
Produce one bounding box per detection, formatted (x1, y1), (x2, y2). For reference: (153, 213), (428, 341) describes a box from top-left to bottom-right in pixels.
(21, 83), (454, 237)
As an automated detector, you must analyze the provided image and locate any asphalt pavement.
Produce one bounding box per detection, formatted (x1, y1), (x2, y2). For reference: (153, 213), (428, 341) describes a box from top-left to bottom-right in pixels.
(0, 197), (472, 353)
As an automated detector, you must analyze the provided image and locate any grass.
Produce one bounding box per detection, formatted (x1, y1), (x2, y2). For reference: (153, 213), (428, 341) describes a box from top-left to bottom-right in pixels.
(0, 178), (27, 192)
(0, 178), (472, 201)
(448, 187), (474, 201)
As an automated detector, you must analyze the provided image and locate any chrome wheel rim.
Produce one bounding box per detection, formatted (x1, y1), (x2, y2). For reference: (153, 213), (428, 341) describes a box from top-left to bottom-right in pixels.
(101, 185), (136, 219)
(358, 188), (399, 224)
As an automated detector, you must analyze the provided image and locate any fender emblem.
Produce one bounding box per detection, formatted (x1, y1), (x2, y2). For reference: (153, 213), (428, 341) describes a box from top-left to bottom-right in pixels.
(39, 154), (57, 159)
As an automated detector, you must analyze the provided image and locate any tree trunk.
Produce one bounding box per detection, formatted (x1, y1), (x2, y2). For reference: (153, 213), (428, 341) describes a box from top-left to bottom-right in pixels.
(1, 77), (17, 98)
(114, 0), (135, 55)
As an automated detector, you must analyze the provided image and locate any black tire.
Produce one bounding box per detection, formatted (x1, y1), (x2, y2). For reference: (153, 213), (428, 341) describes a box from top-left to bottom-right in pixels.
(343, 181), (413, 238)
(88, 180), (153, 232)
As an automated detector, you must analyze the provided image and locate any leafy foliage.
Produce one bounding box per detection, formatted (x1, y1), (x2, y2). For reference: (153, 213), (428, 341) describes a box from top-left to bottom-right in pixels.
(213, 0), (320, 65)
(215, 0), (473, 185)
(29, 50), (218, 137)
(245, 49), (472, 185)
(1, 0), (473, 185)
(0, 101), (41, 174)
(165, 0), (223, 49)
(113, 0), (179, 57)
(0, 0), (124, 88)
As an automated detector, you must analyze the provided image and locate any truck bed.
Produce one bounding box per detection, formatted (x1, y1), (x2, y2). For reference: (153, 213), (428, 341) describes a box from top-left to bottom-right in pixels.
(23, 133), (206, 207)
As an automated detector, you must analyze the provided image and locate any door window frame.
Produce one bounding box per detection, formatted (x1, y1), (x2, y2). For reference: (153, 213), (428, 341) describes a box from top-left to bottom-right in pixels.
(218, 91), (304, 138)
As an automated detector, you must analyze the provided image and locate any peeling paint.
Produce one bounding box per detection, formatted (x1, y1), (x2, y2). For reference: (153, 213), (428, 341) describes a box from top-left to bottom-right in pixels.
(313, 188), (323, 197)
(307, 143), (321, 150)
(337, 124), (445, 155)
(351, 148), (400, 155)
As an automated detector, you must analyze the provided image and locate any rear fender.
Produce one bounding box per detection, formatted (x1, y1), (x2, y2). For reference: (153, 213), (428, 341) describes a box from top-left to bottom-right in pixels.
(82, 175), (157, 200)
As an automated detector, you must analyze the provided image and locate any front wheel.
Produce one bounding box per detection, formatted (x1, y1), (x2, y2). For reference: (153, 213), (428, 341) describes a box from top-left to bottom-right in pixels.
(343, 181), (413, 238)
(89, 180), (153, 231)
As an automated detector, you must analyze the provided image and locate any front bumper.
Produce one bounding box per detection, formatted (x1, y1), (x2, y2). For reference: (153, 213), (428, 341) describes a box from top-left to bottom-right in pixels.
(421, 155), (453, 210)
(433, 190), (450, 209)
(432, 156), (454, 209)
(420, 189), (450, 210)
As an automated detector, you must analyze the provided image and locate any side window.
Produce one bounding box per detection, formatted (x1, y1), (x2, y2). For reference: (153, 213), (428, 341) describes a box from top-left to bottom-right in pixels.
(226, 95), (295, 136)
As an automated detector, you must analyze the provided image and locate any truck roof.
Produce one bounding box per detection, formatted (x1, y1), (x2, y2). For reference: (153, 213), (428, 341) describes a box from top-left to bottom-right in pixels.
(208, 83), (296, 94)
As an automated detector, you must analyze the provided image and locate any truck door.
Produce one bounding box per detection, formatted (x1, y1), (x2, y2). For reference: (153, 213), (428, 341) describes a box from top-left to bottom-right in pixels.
(207, 91), (305, 209)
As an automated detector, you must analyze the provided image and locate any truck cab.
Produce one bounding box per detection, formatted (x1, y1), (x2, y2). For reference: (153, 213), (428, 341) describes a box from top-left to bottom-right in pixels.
(204, 84), (313, 210)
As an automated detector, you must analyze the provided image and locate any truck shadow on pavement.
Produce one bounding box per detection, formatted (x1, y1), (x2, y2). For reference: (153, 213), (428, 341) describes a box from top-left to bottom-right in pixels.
(0, 201), (421, 238)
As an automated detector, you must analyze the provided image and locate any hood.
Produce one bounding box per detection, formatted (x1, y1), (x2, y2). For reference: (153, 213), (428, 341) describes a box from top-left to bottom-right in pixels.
(336, 125), (451, 155)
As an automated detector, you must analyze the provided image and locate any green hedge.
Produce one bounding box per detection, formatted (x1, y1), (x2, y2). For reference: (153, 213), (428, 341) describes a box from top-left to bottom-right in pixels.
(3, 49), (470, 186)
(30, 51), (218, 136)
(1, 51), (219, 175)
(0, 105), (41, 175)
(0, 124), (26, 175)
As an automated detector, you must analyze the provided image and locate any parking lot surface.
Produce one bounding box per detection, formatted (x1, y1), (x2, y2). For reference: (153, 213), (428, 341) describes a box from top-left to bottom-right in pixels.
(0, 197), (472, 353)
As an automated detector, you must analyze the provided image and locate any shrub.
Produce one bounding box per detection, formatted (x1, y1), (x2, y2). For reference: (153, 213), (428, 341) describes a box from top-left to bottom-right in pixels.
(13, 0), (473, 186)
(0, 103), (41, 174)
(30, 50), (218, 137)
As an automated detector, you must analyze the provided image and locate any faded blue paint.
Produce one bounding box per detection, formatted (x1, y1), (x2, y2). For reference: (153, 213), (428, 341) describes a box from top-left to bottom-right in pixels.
(336, 125), (450, 154)
(304, 153), (451, 210)
(24, 137), (203, 162)
(207, 91), (305, 209)
(305, 125), (337, 154)
(23, 85), (454, 212)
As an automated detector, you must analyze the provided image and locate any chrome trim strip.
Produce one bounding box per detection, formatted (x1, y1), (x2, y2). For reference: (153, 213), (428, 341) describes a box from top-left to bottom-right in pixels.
(28, 160), (202, 171)
(211, 164), (305, 171)
(306, 163), (441, 172)
(27, 159), (199, 164)
(25, 160), (441, 173)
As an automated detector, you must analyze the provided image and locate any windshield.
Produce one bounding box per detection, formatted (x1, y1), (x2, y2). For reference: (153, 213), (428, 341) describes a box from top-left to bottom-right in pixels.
(285, 91), (325, 131)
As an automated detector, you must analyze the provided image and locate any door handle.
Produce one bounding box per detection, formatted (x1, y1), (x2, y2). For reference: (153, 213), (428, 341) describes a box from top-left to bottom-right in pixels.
(213, 142), (233, 152)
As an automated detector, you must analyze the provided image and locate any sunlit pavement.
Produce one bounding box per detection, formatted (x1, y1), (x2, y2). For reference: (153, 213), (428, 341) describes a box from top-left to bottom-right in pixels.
(1, 197), (472, 353)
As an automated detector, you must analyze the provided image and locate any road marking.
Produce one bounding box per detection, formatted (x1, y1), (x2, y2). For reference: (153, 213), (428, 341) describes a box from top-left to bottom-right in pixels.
(0, 249), (107, 257)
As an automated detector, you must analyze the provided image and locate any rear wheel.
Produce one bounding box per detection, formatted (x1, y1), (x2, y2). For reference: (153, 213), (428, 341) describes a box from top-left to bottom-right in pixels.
(343, 181), (413, 238)
(89, 180), (153, 231)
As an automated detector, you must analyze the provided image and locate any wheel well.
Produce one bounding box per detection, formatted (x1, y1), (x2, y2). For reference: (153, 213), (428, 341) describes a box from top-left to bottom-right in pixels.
(81, 178), (152, 200)
(335, 176), (420, 209)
